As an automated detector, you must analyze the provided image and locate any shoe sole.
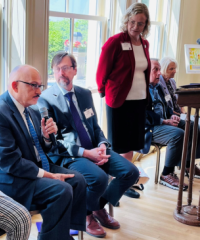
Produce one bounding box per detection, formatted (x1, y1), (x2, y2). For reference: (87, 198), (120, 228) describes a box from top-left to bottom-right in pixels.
(93, 216), (120, 230)
(86, 231), (106, 238)
(159, 180), (188, 191)
(194, 175), (200, 179)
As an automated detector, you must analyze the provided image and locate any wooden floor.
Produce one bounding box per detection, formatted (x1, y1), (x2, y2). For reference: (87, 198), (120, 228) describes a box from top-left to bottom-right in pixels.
(1, 148), (200, 239)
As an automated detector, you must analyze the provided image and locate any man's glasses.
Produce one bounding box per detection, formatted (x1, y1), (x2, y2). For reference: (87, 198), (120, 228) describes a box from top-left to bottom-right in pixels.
(16, 80), (44, 91)
(54, 65), (73, 73)
(128, 20), (145, 28)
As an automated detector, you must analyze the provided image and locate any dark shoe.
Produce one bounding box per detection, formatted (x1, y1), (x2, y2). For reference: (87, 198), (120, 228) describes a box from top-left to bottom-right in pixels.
(93, 208), (120, 230)
(160, 173), (188, 191)
(186, 165), (200, 179)
(123, 188), (140, 198)
(86, 214), (106, 238)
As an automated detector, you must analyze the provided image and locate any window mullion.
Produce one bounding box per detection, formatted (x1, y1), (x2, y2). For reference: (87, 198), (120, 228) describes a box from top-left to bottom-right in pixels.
(70, 18), (74, 54)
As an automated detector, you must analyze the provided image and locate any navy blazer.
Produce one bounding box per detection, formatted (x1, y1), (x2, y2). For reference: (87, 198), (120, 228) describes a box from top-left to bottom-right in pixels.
(0, 91), (51, 209)
(139, 85), (173, 154)
(38, 84), (109, 161)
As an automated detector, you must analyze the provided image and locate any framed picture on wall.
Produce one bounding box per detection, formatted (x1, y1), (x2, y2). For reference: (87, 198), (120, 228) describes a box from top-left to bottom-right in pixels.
(184, 44), (200, 74)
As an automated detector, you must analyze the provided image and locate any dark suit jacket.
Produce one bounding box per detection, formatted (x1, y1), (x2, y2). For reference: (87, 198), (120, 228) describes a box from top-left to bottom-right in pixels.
(96, 31), (151, 108)
(0, 91), (52, 209)
(139, 85), (173, 154)
(38, 84), (109, 164)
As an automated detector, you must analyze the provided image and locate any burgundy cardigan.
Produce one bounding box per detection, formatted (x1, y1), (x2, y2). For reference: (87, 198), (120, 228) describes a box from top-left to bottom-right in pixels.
(96, 32), (151, 108)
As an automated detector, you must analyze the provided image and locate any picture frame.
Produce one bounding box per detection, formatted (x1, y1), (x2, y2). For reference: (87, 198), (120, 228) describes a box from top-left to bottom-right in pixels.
(184, 44), (200, 74)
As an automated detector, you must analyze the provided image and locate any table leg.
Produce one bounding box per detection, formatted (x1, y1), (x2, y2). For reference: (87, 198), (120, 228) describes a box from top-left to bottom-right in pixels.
(187, 108), (199, 206)
(177, 107), (191, 213)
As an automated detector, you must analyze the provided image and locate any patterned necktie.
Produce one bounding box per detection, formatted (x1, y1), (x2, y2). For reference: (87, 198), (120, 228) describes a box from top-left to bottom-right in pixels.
(24, 108), (50, 172)
(65, 92), (93, 149)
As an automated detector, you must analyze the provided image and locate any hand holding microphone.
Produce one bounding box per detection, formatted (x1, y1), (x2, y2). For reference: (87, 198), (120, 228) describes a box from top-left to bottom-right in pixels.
(40, 107), (57, 146)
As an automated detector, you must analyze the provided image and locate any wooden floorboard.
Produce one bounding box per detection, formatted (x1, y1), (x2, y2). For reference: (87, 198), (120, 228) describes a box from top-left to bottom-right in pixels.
(1, 148), (200, 239)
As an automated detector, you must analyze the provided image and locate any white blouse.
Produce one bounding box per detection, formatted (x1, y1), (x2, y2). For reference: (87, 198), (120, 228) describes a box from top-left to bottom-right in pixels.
(126, 44), (148, 100)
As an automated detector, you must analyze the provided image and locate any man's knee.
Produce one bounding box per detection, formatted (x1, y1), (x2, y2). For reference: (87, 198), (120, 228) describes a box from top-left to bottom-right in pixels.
(89, 171), (108, 193)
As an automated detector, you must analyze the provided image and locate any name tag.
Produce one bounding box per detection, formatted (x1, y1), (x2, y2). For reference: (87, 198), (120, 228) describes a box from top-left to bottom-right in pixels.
(165, 94), (171, 102)
(121, 42), (132, 51)
(84, 108), (94, 119)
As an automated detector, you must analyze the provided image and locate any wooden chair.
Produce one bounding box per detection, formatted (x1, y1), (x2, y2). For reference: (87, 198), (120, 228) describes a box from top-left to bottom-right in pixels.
(151, 142), (166, 184)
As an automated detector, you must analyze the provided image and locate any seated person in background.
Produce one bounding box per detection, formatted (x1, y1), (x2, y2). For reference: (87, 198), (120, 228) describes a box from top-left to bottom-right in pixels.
(139, 59), (200, 190)
(38, 52), (140, 238)
(0, 65), (86, 240)
(159, 57), (186, 115)
(0, 191), (31, 240)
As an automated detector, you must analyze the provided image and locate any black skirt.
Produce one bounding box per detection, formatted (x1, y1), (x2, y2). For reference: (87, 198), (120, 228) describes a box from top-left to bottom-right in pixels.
(106, 99), (147, 154)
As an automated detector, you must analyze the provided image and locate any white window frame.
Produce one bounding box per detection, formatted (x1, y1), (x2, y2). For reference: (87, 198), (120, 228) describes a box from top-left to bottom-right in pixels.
(49, 11), (106, 94)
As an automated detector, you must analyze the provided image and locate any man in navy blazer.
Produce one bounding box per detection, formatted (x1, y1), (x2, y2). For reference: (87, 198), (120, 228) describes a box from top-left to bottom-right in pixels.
(38, 52), (139, 238)
(140, 59), (200, 191)
(0, 65), (86, 240)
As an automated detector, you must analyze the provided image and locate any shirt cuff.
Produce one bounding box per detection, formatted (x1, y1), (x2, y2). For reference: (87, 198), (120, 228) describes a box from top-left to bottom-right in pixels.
(160, 118), (164, 124)
(44, 138), (52, 147)
(78, 147), (85, 157)
(37, 168), (44, 178)
(98, 141), (108, 148)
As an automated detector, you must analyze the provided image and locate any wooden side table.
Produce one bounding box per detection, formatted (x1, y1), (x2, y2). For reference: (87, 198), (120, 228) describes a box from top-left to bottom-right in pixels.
(174, 88), (200, 226)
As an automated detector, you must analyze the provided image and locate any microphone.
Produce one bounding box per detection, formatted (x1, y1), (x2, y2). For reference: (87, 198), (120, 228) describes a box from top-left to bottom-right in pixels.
(39, 107), (57, 146)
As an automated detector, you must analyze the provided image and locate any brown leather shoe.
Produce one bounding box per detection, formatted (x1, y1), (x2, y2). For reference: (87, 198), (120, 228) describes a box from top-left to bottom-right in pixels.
(93, 208), (120, 229)
(86, 214), (106, 238)
(160, 173), (188, 191)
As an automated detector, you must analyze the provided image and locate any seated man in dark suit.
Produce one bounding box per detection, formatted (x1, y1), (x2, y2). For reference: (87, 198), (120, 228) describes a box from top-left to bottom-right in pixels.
(0, 65), (86, 240)
(38, 52), (139, 238)
(140, 59), (200, 191)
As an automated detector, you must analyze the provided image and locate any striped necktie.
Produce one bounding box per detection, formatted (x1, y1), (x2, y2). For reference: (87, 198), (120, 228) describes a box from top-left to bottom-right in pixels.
(65, 92), (93, 149)
(24, 108), (50, 172)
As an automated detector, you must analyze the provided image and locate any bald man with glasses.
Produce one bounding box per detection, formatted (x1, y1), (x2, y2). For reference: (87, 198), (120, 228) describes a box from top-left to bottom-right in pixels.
(0, 65), (87, 240)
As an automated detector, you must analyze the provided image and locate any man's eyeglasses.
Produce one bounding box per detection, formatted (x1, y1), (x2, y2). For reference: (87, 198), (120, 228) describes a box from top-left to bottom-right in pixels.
(16, 80), (44, 91)
(54, 65), (73, 73)
(128, 20), (145, 28)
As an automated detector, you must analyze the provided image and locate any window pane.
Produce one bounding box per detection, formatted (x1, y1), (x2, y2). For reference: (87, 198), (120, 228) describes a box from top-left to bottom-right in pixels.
(49, 0), (98, 15)
(48, 17), (71, 87)
(49, 0), (66, 12)
(48, 17), (102, 89)
(73, 19), (102, 89)
(147, 24), (161, 58)
(69, 0), (98, 15)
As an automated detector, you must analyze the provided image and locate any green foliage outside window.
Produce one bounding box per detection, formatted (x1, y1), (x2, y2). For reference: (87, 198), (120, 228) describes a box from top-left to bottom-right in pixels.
(48, 18), (88, 74)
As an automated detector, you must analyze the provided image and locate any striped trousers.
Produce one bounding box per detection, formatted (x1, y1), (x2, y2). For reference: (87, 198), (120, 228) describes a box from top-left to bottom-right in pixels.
(0, 195), (31, 240)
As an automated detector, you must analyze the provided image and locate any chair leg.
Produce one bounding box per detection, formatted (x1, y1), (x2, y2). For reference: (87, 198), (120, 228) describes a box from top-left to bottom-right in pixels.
(109, 202), (114, 217)
(78, 231), (84, 240)
(154, 145), (161, 184)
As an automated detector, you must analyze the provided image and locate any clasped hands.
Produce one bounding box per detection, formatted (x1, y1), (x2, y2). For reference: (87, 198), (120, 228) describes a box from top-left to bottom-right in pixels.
(83, 144), (110, 166)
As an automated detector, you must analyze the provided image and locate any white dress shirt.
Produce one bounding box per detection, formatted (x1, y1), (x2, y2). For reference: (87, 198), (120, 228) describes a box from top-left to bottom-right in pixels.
(8, 92), (52, 178)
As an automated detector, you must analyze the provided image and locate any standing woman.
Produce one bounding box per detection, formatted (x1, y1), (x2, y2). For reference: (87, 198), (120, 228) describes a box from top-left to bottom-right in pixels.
(96, 3), (151, 162)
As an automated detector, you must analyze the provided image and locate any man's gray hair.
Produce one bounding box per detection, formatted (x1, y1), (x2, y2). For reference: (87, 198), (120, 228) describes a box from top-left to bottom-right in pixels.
(159, 57), (178, 75)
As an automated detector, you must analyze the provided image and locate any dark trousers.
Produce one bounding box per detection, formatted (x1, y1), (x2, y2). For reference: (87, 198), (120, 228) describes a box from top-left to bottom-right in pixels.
(32, 164), (86, 240)
(152, 120), (200, 168)
(65, 149), (139, 211)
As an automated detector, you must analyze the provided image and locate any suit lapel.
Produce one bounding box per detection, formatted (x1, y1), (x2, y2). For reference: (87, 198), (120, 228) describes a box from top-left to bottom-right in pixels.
(52, 84), (76, 130)
(74, 86), (94, 140)
(5, 93), (37, 159)
(123, 33), (135, 78)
